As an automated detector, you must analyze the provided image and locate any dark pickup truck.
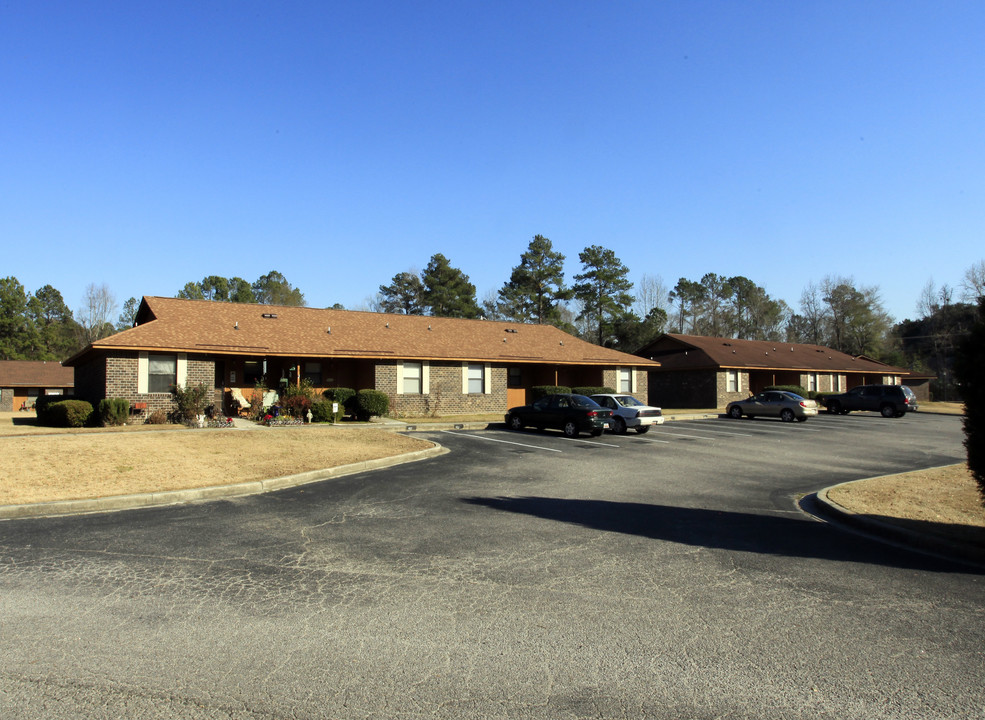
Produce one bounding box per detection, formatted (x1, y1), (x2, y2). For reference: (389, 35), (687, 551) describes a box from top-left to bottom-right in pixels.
(820, 384), (919, 418)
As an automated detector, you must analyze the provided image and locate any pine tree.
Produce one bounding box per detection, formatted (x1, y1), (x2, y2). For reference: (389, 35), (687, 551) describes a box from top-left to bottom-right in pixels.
(422, 254), (481, 318)
(497, 235), (571, 325)
(572, 245), (634, 346)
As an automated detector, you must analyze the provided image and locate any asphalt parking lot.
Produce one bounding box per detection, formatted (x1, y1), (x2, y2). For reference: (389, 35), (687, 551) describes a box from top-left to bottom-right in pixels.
(1, 412), (981, 719)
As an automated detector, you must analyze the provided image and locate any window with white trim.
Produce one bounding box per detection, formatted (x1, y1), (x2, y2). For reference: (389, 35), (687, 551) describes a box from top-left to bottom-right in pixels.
(726, 370), (740, 393)
(617, 368), (632, 393)
(148, 354), (177, 393)
(831, 374), (841, 392)
(402, 361), (423, 394)
(467, 364), (485, 394)
(807, 373), (818, 392)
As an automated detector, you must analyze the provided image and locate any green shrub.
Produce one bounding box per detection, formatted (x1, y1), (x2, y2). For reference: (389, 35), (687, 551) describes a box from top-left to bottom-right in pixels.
(530, 386), (571, 401)
(309, 400), (335, 423)
(354, 389), (389, 420)
(35, 395), (75, 425)
(170, 383), (211, 423)
(47, 400), (94, 428)
(99, 398), (130, 426)
(765, 384), (809, 398)
(324, 387), (355, 406)
(954, 297), (985, 504)
(572, 386), (615, 396)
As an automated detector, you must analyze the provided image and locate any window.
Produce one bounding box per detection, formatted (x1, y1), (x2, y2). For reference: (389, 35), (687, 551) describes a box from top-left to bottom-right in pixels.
(726, 370), (740, 393)
(402, 361), (422, 394)
(507, 367), (523, 388)
(148, 354), (177, 393)
(467, 364), (484, 394)
(244, 360), (263, 385)
(807, 373), (818, 392)
(618, 368), (632, 393)
(304, 362), (321, 384)
(831, 374), (841, 392)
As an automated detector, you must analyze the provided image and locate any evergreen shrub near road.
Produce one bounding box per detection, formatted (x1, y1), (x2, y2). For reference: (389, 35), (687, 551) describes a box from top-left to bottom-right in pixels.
(954, 297), (985, 505)
(46, 400), (94, 428)
(354, 389), (389, 420)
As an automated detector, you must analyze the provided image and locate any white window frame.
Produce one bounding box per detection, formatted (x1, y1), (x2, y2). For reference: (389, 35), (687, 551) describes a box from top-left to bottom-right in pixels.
(397, 361), (429, 395)
(617, 367), (632, 393)
(463, 362), (491, 395)
(807, 373), (818, 392)
(831, 374), (841, 392)
(726, 369), (741, 393)
(138, 351), (186, 393)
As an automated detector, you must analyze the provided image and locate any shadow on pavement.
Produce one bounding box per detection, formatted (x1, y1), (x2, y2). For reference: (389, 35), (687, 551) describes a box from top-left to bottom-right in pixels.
(463, 495), (984, 575)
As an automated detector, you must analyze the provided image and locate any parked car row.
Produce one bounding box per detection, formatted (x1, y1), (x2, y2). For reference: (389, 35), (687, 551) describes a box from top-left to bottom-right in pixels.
(505, 384), (918, 437)
(504, 393), (664, 438)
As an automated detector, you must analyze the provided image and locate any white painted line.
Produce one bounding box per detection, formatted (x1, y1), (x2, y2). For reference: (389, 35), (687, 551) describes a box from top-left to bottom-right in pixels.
(689, 420), (819, 434)
(565, 437), (621, 447)
(441, 431), (562, 452)
(647, 430), (715, 440)
(635, 436), (670, 444)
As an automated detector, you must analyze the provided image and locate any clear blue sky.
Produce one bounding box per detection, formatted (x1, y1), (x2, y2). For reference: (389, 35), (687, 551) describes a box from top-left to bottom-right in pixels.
(3, 1), (983, 325)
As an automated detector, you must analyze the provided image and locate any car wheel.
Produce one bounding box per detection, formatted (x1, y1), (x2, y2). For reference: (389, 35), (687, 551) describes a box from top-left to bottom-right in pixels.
(827, 401), (841, 414)
(880, 404), (896, 418)
(612, 417), (627, 434)
(728, 406), (743, 419)
(780, 408), (795, 422)
(508, 414), (524, 431)
(635, 426), (650, 434)
(563, 421), (579, 438)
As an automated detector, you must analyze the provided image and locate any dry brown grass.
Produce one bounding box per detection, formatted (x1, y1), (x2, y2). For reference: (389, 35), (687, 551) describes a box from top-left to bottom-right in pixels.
(0, 421), (432, 505)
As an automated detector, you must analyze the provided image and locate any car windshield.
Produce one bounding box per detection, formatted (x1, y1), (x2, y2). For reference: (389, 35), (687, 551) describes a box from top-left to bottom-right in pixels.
(614, 396), (644, 406)
(570, 395), (602, 409)
(782, 392), (805, 400)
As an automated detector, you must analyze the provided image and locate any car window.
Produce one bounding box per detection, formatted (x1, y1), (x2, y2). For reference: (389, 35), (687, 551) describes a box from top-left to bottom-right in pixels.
(847, 387), (862, 396)
(596, 397), (616, 409)
(533, 397), (550, 410)
(783, 392), (804, 401)
(615, 396), (644, 407)
(571, 395), (600, 409)
(556, 397), (569, 408)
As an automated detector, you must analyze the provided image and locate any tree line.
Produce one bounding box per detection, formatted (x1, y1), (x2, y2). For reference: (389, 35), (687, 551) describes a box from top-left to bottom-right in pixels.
(2, 252), (983, 368)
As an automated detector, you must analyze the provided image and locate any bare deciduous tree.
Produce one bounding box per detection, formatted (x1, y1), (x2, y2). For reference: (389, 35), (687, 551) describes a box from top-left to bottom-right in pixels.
(76, 283), (118, 346)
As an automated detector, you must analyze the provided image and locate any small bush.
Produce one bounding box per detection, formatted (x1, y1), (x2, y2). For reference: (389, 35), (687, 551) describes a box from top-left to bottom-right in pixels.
(99, 398), (130, 426)
(764, 384), (809, 398)
(281, 380), (316, 418)
(309, 400), (335, 423)
(146, 410), (169, 425)
(531, 386), (571, 401)
(47, 400), (94, 428)
(35, 395), (76, 425)
(354, 389), (389, 420)
(171, 382), (212, 423)
(572, 386), (616, 396)
(954, 297), (985, 504)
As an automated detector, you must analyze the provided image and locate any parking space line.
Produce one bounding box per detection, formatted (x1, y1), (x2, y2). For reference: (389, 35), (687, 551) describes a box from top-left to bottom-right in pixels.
(565, 437), (621, 447)
(689, 420), (820, 434)
(647, 430), (716, 440)
(635, 436), (670, 444)
(441, 431), (562, 452)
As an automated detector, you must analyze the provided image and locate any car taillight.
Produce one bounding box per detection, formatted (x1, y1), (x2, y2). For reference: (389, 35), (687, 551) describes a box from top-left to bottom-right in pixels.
(586, 410), (597, 417)
(799, 401), (807, 407)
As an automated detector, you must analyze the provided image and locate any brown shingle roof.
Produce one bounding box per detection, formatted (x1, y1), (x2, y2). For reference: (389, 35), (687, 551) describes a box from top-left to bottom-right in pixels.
(0, 361), (74, 388)
(638, 333), (906, 375)
(67, 297), (659, 368)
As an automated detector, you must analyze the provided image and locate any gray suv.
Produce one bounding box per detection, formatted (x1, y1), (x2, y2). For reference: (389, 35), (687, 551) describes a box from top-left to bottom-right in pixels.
(821, 384), (919, 418)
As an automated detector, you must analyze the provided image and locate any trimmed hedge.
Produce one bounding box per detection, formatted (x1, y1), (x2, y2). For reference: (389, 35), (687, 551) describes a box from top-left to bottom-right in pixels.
(47, 400), (94, 428)
(764, 384), (809, 398)
(310, 400), (341, 423)
(35, 395), (75, 425)
(530, 386), (571, 402)
(354, 389), (389, 421)
(99, 398), (130, 426)
(954, 297), (985, 504)
(572, 386), (616, 396)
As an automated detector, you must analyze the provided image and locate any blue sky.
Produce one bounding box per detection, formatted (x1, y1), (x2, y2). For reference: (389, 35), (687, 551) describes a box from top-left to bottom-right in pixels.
(2, 1), (983, 325)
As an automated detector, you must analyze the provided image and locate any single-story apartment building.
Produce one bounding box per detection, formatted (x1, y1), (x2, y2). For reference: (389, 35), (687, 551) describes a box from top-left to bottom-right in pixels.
(636, 333), (911, 409)
(64, 296), (660, 418)
(0, 360), (75, 412)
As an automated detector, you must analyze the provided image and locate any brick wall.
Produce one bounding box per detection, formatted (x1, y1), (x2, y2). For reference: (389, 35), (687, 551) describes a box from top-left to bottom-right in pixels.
(382, 361), (509, 417)
(717, 370), (750, 407)
(101, 352), (218, 421)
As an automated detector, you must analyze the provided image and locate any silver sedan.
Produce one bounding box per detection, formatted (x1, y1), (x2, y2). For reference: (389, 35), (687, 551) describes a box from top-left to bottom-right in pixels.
(726, 391), (819, 422)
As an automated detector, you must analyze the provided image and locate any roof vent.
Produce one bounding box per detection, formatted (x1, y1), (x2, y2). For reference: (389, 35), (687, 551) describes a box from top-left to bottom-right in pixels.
(234, 321), (239, 330)
(327, 327), (331, 334)
(262, 313), (277, 319)
(386, 322), (389, 328)
(428, 324), (432, 331)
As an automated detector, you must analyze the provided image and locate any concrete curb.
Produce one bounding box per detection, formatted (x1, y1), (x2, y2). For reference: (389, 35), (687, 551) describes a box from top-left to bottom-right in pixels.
(806, 477), (985, 570)
(0, 444), (449, 521)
